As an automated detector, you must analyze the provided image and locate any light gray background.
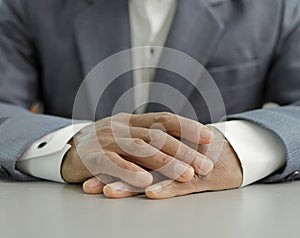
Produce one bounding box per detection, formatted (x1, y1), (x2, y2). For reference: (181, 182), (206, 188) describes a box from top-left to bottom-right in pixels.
(0, 180), (299, 238)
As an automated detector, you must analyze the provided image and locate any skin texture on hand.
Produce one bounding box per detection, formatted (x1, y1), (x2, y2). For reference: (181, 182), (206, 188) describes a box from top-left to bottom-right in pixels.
(83, 128), (243, 199)
(61, 112), (214, 188)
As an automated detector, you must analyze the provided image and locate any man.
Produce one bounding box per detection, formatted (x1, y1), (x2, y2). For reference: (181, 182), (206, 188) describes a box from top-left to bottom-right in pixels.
(0, 0), (299, 199)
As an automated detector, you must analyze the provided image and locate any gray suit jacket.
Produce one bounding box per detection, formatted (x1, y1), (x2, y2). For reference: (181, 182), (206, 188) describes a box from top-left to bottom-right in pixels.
(0, 0), (300, 182)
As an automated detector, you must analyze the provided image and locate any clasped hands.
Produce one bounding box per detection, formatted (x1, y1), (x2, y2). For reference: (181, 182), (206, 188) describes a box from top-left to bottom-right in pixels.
(62, 112), (242, 199)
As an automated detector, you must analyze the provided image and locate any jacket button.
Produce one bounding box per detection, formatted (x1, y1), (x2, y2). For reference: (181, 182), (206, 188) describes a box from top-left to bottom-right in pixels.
(286, 171), (300, 182)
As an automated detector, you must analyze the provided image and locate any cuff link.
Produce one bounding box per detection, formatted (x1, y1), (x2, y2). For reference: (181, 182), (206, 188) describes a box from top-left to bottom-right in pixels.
(285, 171), (300, 182)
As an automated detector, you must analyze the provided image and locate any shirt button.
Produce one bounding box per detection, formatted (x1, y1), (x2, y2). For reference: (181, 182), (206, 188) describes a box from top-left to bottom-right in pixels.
(286, 171), (300, 182)
(150, 48), (155, 55)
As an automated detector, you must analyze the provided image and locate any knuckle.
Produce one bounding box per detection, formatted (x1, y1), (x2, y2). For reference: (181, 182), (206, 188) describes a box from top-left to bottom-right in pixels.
(177, 146), (195, 165)
(154, 112), (173, 124)
(152, 153), (170, 165)
(154, 129), (165, 136)
(120, 161), (134, 171)
(177, 145), (194, 159)
(133, 138), (146, 146)
(113, 112), (130, 121)
(104, 151), (116, 158)
(99, 127), (113, 135)
(99, 138), (116, 150)
(150, 129), (165, 142)
(127, 138), (146, 151)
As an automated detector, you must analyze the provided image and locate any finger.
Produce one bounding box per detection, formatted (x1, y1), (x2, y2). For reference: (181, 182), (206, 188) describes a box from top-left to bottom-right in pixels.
(145, 177), (208, 199)
(82, 175), (118, 194)
(145, 148), (240, 200)
(182, 127), (227, 165)
(103, 171), (168, 198)
(197, 128), (227, 164)
(129, 112), (213, 144)
(96, 174), (119, 184)
(116, 138), (195, 182)
(129, 127), (214, 175)
(82, 177), (106, 194)
(103, 182), (142, 198)
(85, 151), (153, 188)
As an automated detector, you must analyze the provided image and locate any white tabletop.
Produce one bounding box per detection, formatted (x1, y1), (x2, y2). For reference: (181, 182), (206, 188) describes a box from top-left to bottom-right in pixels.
(0, 179), (299, 238)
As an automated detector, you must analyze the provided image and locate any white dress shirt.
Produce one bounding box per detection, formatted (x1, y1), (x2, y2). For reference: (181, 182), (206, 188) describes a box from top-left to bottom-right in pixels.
(16, 0), (285, 186)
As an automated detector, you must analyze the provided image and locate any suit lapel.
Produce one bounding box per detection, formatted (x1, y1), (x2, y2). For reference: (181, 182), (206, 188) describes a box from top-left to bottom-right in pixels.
(73, 0), (134, 119)
(147, 0), (225, 114)
(74, 0), (131, 74)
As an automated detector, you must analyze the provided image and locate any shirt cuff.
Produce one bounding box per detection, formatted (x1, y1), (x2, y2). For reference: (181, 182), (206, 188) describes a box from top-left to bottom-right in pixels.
(16, 122), (92, 183)
(210, 120), (286, 187)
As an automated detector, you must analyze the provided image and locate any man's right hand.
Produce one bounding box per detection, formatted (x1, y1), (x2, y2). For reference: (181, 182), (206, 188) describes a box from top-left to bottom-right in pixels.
(61, 112), (214, 188)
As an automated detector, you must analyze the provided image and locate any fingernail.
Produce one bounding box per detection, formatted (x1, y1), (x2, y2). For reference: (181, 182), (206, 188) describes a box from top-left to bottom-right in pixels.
(198, 159), (214, 175)
(109, 182), (125, 191)
(174, 164), (193, 178)
(146, 184), (162, 194)
(85, 179), (101, 189)
(201, 128), (214, 142)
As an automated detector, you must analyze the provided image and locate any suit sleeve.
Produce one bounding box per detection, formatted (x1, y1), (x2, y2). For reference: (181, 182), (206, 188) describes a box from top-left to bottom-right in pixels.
(0, 0), (72, 180)
(227, 1), (300, 183)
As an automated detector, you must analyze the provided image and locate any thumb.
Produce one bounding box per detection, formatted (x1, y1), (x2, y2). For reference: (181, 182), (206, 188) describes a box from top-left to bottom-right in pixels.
(145, 177), (209, 199)
(82, 175), (117, 194)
